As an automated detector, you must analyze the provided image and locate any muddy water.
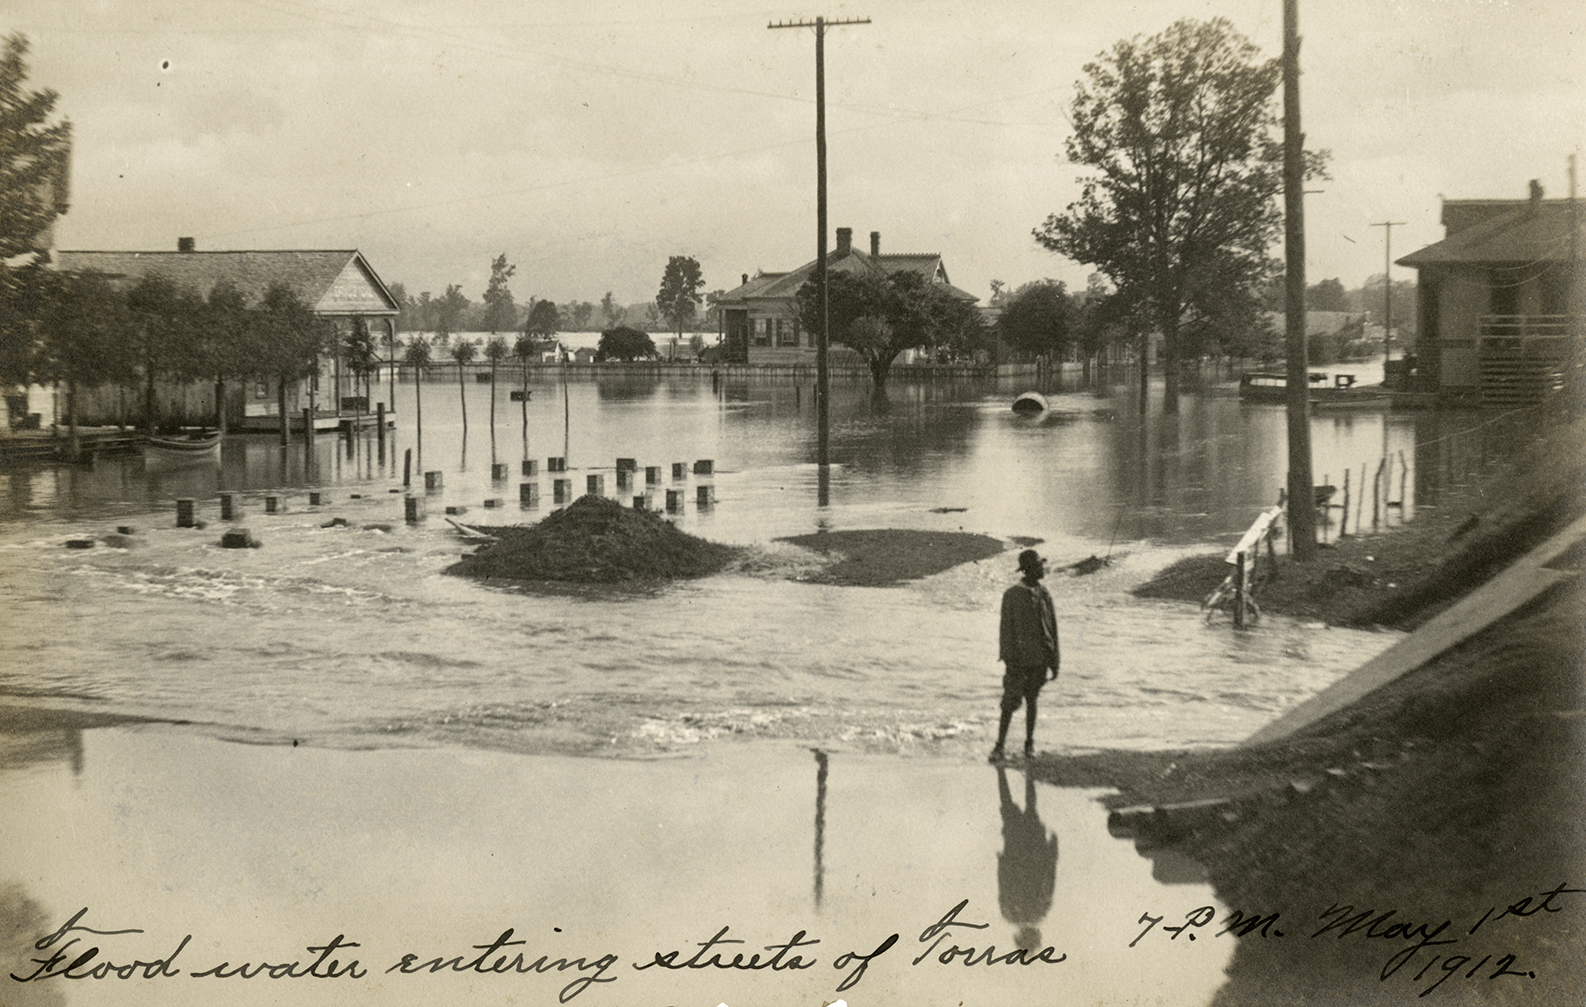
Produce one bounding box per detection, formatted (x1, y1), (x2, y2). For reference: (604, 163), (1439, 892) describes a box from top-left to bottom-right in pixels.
(0, 371), (1522, 757)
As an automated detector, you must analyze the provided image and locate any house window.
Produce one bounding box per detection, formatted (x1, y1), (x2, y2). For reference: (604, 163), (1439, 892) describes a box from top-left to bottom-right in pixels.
(777, 317), (800, 347)
(753, 318), (771, 346)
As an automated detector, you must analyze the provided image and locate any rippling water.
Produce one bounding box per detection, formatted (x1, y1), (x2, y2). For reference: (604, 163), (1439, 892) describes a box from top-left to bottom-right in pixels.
(0, 368), (1519, 758)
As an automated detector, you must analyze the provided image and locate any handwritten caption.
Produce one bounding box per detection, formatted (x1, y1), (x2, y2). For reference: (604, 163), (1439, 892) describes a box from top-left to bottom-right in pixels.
(1128, 882), (1579, 998)
(9, 899), (1061, 1003)
(11, 884), (1576, 1001)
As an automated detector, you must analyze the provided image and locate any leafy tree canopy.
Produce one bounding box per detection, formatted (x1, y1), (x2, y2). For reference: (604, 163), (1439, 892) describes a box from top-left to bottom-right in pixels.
(524, 299), (560, 338)
(656, 256), (705, 337)
(795, 269), (982, 388)
(1033, 17), (1326, 413)
(481, 254), (517, 333)
(595, 326), (657, 362)
(0, 33), (71, 266)
(998, 281), (1071, 359)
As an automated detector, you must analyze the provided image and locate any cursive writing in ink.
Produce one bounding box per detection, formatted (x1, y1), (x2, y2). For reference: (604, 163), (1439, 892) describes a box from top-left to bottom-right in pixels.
(386, 929), (618, 1002)
(187, 935), (366, 979)
(832, 932), (897, 992)
(634, 926), (819, 972)
(10, 908), (188, 983)
(912, 900), (1065, 967)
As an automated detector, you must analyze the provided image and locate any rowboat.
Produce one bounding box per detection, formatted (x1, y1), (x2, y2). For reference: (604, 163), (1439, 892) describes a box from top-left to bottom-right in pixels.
(1238, 372), (1389, 409)
(144, 429), (222, 463)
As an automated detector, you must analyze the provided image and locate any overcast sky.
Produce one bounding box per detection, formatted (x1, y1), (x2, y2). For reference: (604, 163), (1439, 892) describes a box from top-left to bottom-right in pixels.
(12, 0), (1583, 310)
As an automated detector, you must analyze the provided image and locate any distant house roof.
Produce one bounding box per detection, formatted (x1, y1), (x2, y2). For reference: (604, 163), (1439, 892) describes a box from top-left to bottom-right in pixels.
(718, 241), (978, 305)
(1396, 198), (1577, 268)
(54, 249), (400, 316)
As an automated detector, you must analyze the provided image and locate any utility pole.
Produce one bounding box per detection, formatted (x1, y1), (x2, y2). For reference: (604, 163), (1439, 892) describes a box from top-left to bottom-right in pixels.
(769, 15), (870, 496)
(1371, 221), (1407, 370)
(1283, 0), (1317, 561)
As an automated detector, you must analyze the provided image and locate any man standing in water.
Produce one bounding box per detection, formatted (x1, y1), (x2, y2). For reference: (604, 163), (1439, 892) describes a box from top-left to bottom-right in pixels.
(991, 549), (1059, 761)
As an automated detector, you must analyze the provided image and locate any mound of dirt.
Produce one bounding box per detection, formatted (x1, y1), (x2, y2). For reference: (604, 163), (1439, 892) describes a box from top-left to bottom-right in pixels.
(445, 496), (742, 583)
(775, 529), (1008, 586)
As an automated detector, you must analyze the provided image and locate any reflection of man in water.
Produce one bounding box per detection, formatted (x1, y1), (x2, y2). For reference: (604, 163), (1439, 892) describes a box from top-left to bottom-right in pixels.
(997, 765), (1058, 950)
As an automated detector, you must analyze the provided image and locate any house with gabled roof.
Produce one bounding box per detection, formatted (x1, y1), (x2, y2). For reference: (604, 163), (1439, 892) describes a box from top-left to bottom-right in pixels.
(713, 228), (978, 364)
(1396, 181), (1583, 404)
(56, 240), (400, 430)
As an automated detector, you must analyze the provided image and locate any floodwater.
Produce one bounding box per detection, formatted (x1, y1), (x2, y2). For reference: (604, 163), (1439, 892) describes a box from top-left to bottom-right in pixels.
(0, 367), (1519, 757)
(0, 367), (1529, 1006)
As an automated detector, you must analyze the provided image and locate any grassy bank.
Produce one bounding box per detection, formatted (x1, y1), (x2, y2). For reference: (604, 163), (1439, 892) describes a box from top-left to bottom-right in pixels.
(1028, 408), (1585, 1003)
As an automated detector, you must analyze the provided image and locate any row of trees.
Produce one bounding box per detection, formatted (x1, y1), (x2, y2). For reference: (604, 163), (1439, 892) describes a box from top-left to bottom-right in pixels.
(392, 255), (711, 341)
(6, 265), (353, 449)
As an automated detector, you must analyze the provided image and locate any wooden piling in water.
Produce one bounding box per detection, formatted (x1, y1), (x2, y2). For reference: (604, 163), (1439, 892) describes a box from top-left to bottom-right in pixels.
(219, 493), (236, 521)
(1340, 469), (1350, 536)
(265, 495), (279, 515)
(404, 496), (424, 523)
(404, 448), (412, 487)
(176, 499), (196, 528)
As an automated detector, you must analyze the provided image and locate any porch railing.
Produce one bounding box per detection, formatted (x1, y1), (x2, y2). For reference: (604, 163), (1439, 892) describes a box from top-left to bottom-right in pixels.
(1476, 315), (1578, 405)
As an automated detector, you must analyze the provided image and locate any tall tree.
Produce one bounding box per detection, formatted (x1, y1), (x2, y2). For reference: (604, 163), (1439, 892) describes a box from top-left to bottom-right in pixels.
(403, 337), (431, 448)
(482, 254), (517, 333)
(1033, 18), (1325, 413)
(0, 34), (72, 407)
(796, 269), (982, 389)
(0, 34), (71, 267)
(656, 256), (705, 339)
(433, 284), (469, 343)
(1306, 277), (1349, 312)
(252, 282), (331, 443)
(484, 335), (508, 449)
(599, 291), (621, 327)
(998, 281), (1072, 360)
(36, 269), (124, 458)
(202, 280), (253, 432)
(450, 339), (476, 435)
(125, 273), (198, 433)
(524, 299), (560, 339)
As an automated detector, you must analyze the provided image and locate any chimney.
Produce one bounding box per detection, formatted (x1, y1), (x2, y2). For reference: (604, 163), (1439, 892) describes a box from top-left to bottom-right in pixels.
(835, 227), (852, 256)
(742, 273), (749, 285)
(870, 231), (880, 257)
(1528, 179), (1544, 207)
(177, 237), (195, 252)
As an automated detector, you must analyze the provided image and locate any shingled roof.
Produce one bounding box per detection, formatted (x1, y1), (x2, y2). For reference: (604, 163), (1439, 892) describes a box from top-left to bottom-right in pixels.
(1397, 199), (1578, 268)
(719, 245), (978, 304)
(54, 249), (400, 315)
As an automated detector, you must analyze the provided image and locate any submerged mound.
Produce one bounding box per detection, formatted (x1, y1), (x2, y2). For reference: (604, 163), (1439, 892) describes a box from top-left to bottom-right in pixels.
(775, 529), (1007, 586)
(446, 496), (741, 583)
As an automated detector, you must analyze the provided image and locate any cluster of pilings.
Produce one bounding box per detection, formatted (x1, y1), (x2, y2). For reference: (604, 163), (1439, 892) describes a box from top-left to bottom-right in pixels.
(166, 453), (718, 531)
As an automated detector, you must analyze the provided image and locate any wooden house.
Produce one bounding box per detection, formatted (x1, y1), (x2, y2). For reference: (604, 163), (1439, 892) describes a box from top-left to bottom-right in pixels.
(55, 241), (400, 431)
(712, 228), (978, 365)
(1397, 182), (1583, 404)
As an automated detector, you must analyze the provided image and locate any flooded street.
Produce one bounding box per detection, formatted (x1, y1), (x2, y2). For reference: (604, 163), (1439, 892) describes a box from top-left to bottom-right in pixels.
(0, 370), (1516, 756)
(0, 369), (1528, 1006)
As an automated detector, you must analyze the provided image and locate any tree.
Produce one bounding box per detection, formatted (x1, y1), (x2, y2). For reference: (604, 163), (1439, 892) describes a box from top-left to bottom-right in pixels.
(126, 273), (203, 433)
(1033, 18), (1326, 413)
(1307, 277), (1349, 312)
(599, 291), (622, 327)
(36, 270), (124, 457)
(563, 300), (595, 331)
(524, 299), (560, 338)
(403, 336), (431, 444)
(433, 284), (469, 342)
(202, 280), (253, 431)
(0, 34), (72, 267)
(450, 339), (476, 434)
(0, 34), (71, 405)
(998, 281), (1071, 360)
(656, 256), (705, 338)
(482, 255), (516, 333)
(796, 269), (982, 389)
(252, 282), (332, 443)
(595, 326), (657, 362)
(596, 326), (659, 363)
(484, 335), (508, 446)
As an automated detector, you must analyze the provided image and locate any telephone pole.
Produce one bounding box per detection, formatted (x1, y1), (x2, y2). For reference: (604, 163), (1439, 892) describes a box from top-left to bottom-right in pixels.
(1283, 0), (1317, 561)
(1371, 221), (1407, 368)
(769, 15), (870, 493)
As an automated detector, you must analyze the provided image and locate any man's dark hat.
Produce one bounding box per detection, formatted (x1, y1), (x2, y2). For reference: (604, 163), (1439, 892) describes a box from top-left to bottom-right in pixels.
(1016, 548), (1044, 573)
